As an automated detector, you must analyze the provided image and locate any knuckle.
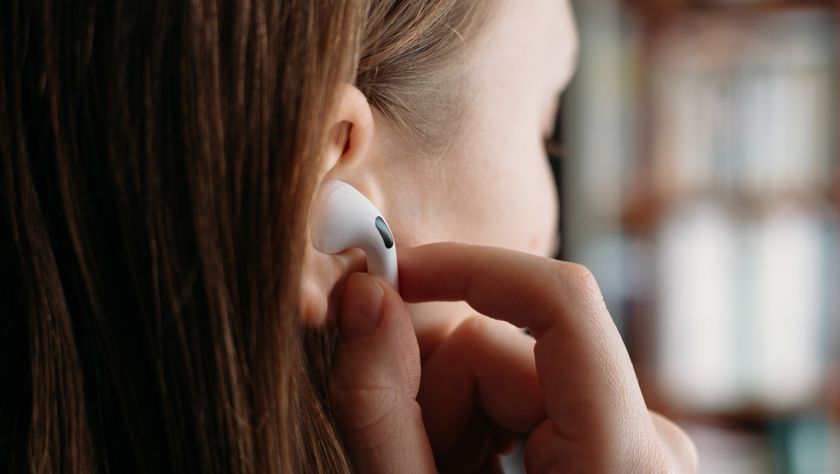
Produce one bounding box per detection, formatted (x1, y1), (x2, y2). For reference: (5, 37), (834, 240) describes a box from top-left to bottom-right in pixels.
(667, 425), (699, 473)
(563, 262), (599, 298)
(651, 413), (699, 473)
(454, 313), (504, 341)
(452, 313), (528, 354)
(686, 437), (699, 472)
(556, 261), (606, 315)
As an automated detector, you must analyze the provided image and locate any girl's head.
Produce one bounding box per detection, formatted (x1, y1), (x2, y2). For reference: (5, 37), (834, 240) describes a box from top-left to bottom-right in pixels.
(0, 0), (576, 471)
(302, 0), (577, 332)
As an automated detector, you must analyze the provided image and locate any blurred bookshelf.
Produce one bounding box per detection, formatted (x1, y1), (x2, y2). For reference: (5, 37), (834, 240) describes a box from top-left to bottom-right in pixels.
(564, 0), (839, 472)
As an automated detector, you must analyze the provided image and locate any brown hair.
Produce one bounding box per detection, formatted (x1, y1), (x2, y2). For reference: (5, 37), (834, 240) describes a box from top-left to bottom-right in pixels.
(0, 0), (489, 472)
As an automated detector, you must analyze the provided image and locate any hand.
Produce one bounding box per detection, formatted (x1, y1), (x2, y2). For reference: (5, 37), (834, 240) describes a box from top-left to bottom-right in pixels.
(329, 272), (435, 473)
(330, 242), (698, 473)
(400, 243), (697, 472)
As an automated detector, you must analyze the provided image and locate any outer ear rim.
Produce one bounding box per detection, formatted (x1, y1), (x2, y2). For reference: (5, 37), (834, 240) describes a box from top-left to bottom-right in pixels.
(321, 84), (375, 174)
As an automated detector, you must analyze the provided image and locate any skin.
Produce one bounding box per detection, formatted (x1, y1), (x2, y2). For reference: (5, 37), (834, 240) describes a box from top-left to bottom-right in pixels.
(302, 0), (698, 471)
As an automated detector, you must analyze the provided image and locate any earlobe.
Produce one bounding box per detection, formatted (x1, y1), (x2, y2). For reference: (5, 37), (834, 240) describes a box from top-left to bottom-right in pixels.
(300, 250), (332, 328)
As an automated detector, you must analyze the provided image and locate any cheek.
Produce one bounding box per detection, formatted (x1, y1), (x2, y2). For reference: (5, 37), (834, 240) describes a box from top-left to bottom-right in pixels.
(444, 142), (558, 256)
(502, 147), (558, 256)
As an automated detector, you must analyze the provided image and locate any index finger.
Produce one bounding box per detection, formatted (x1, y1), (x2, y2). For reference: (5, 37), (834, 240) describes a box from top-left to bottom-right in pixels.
(398, 242), (654, 445)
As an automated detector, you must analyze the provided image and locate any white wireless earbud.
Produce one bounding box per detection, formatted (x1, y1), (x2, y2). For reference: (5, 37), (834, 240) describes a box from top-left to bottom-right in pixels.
(310, 180), (398, 290)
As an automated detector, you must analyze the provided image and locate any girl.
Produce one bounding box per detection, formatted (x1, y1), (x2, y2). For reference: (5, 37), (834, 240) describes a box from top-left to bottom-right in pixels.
(0, 0), (696, 471)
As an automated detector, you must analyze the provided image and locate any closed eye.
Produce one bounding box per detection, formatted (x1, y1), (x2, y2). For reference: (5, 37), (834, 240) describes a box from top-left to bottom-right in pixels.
(543, 96), (565, 165)
(543, 137), (565, 165)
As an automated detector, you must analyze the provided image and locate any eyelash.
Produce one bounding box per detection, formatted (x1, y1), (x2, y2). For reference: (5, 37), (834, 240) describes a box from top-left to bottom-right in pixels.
(543, 137), (565, 165)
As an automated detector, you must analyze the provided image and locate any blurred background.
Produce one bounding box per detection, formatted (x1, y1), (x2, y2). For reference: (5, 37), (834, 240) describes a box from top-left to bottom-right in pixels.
(559, 0), (839, 472)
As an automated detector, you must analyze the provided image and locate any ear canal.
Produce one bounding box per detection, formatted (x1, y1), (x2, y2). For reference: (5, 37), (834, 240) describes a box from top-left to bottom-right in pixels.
(310, 180), (399, 290)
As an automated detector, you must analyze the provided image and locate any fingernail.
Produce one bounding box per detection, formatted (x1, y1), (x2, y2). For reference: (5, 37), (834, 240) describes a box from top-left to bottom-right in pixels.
(339, 273), (385, 337)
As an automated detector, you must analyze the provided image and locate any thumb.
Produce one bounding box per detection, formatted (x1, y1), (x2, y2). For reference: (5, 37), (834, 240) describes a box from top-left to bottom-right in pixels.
(329, 273), (436, 474)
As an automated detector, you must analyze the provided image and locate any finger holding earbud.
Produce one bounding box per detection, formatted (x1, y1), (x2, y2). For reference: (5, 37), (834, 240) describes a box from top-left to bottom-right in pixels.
(329, 273), (435, 474)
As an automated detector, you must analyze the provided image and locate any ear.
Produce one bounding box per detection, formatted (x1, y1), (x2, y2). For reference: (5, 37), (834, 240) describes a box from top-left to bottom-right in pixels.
(300, 84), (379, 328)
(317, 84), (375, 180)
